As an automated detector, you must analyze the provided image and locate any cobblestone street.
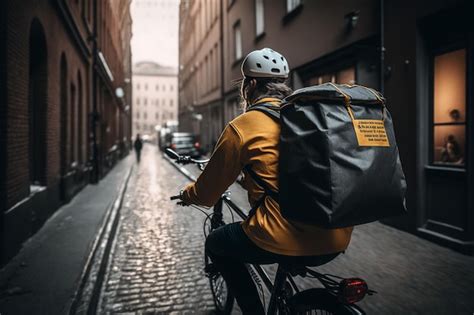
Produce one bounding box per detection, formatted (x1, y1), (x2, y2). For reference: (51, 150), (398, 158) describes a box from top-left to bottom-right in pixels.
(98, 145), (217, 313)
(94, 145), (474, 314)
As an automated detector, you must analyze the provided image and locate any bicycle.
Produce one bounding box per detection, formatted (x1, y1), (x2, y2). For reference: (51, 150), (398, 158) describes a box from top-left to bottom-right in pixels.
(167, 148), (376, 314)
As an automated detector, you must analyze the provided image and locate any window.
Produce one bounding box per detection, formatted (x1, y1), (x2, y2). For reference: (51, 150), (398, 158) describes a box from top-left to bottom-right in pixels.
(304, 66), (356, 86)
(136, 111), (140, 119)
(431, 48), (466, 166)
(233, 21), (242, 61)
(170, 99), (174, 107)
(287, 0), (302, 13)
(170, 85), (174, 91)
(163, 85), (166, 91)
(137, 83), (140, 90)
(156, 99), (160, 106)
(156, 84), (159, 91)
(144, 112), (148, 119)
(136, 98), (140, 105)
(144, 98), (148, 106)
(255, 0), (264, 36)
(155, 112), (159, 120)
(145, 83), (148, 90)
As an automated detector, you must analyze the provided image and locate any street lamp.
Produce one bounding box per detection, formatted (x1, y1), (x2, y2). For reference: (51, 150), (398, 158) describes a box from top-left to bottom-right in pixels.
(115, 87), (125, 99)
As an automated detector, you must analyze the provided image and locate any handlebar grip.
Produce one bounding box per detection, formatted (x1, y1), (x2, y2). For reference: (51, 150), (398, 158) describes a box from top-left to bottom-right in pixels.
(170, 195), (181, 200)
(165, 148), (180, 160)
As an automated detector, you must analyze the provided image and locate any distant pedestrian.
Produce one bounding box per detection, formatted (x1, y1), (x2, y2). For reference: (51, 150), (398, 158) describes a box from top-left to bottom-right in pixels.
(134, 134), (143, 163)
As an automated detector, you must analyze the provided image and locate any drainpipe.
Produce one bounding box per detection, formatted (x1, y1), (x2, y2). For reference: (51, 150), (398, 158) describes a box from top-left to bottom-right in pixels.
(91, 0), (99, 183)
(380, 0), (385, 94)
(219, 0), (226, 131)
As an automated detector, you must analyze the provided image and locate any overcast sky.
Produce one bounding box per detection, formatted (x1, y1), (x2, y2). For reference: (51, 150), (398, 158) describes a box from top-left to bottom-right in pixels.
(131, 0), (179, 68)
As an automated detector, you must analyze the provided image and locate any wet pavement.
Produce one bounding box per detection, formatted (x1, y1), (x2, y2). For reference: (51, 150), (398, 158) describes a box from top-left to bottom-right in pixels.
(97, 145), (217, 313)
(93, 145), (474, 314)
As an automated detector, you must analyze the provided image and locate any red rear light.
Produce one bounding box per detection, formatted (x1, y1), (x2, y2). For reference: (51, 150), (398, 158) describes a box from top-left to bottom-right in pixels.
(194, 142), (200, 148)
(338, 278), (368, 304)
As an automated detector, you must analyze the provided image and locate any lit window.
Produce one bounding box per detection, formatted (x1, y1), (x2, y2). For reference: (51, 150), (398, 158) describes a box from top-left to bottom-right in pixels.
(336, 67), (356, 85)
(432, 48), (466, 166)
(304, 66), (356, 86)
(255, 0), (264, 36)
(234, 21), (242, 60)
(287, 0), (302, 13)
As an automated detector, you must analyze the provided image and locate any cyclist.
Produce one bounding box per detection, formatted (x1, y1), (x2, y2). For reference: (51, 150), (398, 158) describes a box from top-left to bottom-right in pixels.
(180, 48), (353, 314)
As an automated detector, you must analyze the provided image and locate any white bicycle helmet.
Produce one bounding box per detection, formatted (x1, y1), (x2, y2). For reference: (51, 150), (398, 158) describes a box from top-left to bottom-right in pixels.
(241, 48), (289, 79)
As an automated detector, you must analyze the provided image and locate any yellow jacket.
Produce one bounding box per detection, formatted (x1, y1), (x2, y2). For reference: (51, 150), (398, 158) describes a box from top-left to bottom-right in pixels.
(183, 98), (353, 256)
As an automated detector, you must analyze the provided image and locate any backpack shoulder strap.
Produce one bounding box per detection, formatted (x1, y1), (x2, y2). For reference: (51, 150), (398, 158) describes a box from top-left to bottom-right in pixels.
(247, 104), (281, 121)
(244, 164), (280, 217)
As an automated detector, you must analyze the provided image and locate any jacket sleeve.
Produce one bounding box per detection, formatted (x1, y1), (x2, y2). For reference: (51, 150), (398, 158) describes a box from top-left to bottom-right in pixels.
(182, 124), (243, 207)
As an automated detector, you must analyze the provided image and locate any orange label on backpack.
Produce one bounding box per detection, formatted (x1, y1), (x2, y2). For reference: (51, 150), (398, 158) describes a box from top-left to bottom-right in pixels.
(352, 119), (390, 147)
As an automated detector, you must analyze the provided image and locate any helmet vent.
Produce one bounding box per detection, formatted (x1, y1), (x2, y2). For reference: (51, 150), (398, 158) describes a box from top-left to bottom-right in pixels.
(272, 59), (277, 64)
(263, 55), (269, 60)
(284, 66), (287, 71)
(271, 68), (281, 73)
(256, 63), (262, 68)
(280, 57), (284, 61)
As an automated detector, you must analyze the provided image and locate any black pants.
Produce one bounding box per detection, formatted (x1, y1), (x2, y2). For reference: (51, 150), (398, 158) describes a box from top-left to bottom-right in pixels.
(135, 149), (141, 162)
(205, 222), (340, 314)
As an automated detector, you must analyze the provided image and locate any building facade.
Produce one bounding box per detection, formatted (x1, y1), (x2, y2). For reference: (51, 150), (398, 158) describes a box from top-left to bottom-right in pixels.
(179, 0), (473, 254)
(132, 62), (178, 139)
(179, 0), (223, 152)
(0, 0), (132, 265)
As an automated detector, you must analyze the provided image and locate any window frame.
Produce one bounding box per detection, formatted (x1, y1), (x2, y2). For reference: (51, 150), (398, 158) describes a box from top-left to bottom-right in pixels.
(233, 20), (242, 62)
(283, 0), (303, 24)
(255, 0), (265, 38)
(428, 42), (468, 169)
(286, 0), (302, 13)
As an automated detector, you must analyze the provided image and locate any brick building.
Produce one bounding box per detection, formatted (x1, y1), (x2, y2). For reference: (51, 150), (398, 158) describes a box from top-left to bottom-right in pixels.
(0, 0), (132, 264)
(132, 62), (178, 140)
(179, 0), (473, 253)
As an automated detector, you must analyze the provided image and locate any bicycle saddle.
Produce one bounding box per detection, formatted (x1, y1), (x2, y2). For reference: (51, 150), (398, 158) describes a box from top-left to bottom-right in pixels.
(282, 252), (341, 277)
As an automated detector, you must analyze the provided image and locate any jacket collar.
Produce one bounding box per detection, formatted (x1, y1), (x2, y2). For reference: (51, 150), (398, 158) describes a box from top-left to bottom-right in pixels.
(252, 97), (282, 107)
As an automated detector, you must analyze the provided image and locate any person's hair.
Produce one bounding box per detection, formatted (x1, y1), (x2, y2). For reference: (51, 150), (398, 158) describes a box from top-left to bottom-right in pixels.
(240, 77), (292, 110)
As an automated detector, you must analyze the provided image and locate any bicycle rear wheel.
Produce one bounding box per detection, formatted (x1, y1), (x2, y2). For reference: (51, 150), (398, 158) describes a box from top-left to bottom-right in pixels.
(289, 288), (365, 315)
(205, 252), (235, 314)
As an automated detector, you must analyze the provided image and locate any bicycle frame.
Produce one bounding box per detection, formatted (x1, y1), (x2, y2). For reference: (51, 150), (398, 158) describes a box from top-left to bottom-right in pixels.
(212, 194), (301, 314)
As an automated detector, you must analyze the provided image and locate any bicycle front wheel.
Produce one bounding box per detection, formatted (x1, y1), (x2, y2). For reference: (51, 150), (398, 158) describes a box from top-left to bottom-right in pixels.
(205, 252), (235, 314)
(289, 288), (365, 315)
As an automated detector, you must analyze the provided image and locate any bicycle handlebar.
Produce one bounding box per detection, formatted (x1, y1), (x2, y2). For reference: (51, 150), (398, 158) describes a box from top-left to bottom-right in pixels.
(165, 148), (209, 165)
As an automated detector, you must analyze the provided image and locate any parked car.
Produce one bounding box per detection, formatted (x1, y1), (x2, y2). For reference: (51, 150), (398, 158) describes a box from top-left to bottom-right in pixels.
(158, 121), (179, 150)
(168, 132), (201, 157)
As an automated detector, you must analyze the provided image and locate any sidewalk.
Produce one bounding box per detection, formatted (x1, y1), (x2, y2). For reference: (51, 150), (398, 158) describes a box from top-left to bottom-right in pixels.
(0, 155), (134, 315)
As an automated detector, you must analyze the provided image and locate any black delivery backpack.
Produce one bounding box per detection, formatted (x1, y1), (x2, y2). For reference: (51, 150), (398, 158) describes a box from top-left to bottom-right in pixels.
(248, 83), (407, 228)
